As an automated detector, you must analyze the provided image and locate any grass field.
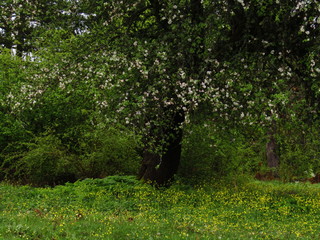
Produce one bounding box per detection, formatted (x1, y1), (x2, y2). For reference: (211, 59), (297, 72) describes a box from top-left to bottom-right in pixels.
(1, 175), (320, 239)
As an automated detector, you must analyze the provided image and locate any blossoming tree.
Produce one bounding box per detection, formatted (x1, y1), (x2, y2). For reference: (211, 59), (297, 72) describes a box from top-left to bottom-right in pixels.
(3, 0), (320, 184)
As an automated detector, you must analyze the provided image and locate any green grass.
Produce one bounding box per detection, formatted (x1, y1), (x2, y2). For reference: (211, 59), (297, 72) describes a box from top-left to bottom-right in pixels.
(1, 176), (320, 239)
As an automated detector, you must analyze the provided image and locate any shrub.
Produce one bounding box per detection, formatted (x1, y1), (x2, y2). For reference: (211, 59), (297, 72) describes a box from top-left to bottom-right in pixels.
(179, 122), (262, 182)
(0, 113), (32, 180)
(1, 124), (142, 186)
(277, 125), (320, 181)
(75, 126), (141, 179)
(1, 133), (76, 186)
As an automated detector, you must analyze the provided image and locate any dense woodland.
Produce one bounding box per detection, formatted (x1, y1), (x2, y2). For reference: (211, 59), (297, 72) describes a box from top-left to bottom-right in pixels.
(1, 0), (320, 186)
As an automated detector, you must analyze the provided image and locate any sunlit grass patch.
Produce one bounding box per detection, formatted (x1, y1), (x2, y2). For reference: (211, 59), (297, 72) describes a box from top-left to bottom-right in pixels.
(1, 176), (320, 239)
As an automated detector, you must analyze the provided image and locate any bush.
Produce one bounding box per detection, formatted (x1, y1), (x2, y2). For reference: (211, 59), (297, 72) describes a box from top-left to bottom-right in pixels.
(1, 125), (142, 186)
(179, 122), (262, 182)
(0, 113), (32, 180)
(277, 124), (320, 181)
(76, 126), (141, 179)
(1, 133), (76, 186)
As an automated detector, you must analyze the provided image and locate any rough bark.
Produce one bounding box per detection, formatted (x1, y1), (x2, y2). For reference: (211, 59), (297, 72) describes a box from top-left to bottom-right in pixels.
(266, 135), (279, 168)
(138, 111), (184, 186)
(266, 126), (279, 169)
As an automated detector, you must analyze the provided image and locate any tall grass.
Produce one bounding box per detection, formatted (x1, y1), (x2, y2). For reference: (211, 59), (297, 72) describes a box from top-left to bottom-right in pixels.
(1, 176), (320, 239)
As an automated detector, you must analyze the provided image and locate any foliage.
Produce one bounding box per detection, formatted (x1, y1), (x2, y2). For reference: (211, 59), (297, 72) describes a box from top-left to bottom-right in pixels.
(76, 126), (141, 179)
(0, 49), (32, 177)
(277, 123), (320, 181)
(1, 40), (141, 185)
(0, 0), (85, 55)
(1, 133), (76, 186)
(180, 121), (263, 181)
(1, 126), (141, 186)
(1, 0), (320, 182)
(2, 177), (320, 239)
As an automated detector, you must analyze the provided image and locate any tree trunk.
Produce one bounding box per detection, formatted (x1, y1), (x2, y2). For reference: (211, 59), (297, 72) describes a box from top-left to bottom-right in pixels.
(138, 111), (184, 186)
(138, 0), (201, 186)
(266, 121), (279, 169)
(266, 134), (279, 168)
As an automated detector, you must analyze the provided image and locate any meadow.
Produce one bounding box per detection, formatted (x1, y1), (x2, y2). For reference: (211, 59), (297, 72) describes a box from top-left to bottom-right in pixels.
(1, 176), (320, 240)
